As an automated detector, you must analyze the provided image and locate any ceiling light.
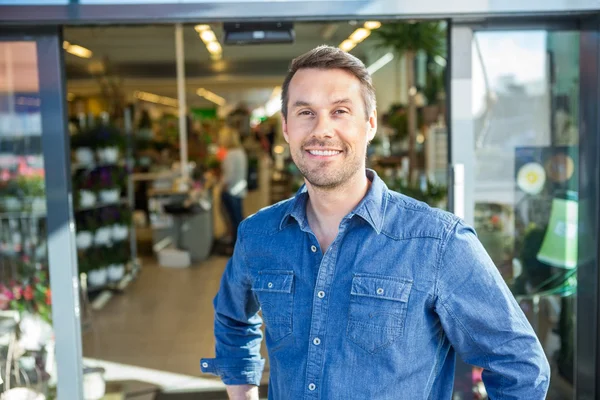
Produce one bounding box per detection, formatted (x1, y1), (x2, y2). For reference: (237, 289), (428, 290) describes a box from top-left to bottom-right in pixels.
(340, 40), (356, 52)
(366, 52), (394, 75)
(134, 91), (179, 108)
(364, 21), (382, 30)
(349, 28), (371, 43)
(197, 88), (226, 106)
(64, 42), (93, 59)
(194, 24), (211, 32)
(200, 30), (217, 43)
(274, 145), (285, 154)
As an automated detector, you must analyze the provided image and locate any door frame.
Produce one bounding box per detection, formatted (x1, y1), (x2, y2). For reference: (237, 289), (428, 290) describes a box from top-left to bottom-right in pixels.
(448, 16), (600, 399)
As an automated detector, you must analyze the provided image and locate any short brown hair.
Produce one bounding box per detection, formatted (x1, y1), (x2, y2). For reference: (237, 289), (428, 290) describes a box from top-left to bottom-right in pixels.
(281, 45), (376, 121)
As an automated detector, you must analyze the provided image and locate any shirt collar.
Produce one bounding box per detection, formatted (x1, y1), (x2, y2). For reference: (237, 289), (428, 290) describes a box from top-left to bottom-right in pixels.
(279, 169), (388, 234)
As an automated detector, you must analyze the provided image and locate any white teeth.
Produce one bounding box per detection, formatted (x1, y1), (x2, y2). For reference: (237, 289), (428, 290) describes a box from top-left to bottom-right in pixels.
(308, 150), (341, 156)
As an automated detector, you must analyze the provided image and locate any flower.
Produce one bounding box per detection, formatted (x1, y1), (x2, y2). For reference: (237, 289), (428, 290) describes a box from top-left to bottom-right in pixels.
(23, 285), (34, 301)
(517, 162), (546, 195)
(45, 289), (52, 306)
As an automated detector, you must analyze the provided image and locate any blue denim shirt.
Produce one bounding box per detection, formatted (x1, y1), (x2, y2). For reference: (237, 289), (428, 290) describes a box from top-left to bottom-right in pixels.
(201, 169), (550, 399)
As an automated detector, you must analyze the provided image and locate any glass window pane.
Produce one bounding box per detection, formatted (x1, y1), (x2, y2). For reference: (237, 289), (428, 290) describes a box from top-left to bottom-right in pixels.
(472, 30), (579, 398)
(0, 41), (53, 392)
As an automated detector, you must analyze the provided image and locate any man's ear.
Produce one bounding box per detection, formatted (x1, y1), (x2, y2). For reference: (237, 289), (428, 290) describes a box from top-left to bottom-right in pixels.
(367, 109), (377, 142)
(282, 116), (290, 143)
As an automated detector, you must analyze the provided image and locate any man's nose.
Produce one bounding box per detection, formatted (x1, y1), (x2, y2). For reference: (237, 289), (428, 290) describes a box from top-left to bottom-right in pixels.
(312, 114), (334, 138)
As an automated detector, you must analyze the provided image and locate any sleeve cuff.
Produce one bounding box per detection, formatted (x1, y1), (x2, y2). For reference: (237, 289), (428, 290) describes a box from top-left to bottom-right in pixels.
(200, 357), (265, 386)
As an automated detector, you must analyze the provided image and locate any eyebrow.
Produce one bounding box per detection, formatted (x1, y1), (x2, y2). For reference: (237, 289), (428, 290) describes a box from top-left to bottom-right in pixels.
(291, 98), (353, 109)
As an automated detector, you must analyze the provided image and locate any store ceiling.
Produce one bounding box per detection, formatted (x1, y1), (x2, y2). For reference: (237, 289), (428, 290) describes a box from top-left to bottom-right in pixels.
(63, 22), (375, 109)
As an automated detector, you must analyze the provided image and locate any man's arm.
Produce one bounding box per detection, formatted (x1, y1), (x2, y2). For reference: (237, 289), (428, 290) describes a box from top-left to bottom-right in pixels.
(201, 221), (265, 394)
(435, 220), (550, 399)
(226, 385), (259, 400)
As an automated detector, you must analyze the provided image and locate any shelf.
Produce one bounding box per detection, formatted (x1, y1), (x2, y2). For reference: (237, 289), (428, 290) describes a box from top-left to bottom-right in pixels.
(75, 198), (128, 213)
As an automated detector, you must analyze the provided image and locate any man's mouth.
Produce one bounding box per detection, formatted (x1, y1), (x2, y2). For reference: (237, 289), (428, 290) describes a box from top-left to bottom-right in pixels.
(306, 149), (342, 157)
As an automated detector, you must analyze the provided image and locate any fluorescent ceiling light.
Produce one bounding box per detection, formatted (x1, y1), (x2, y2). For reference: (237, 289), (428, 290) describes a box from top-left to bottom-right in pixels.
(200, 30), (217, 43)
(194, 24), (211, 32)
(349, 28), (371, 43)
(63, 42), (93, 59)
(197, 88), (226, 106)
(367, 52), (394, 75)
(134, 91), (178, 108)
(364, 21), (382, 30)
(340, 40), (356, 52)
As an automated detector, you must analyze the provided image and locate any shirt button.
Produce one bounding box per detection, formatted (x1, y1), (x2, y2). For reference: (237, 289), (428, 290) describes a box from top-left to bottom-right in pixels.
(308, 383), (316, 391)
(317, 291), (325, 299)
(377, 288), (384, 295)
(313, 337), (321, 346)
(268, 282), (273, 288)
(311, 245), (317, 253)
(202, 362), (208, 368)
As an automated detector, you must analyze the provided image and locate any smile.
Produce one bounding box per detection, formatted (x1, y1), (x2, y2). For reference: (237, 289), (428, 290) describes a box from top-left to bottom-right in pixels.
(307, 149), (342, 156)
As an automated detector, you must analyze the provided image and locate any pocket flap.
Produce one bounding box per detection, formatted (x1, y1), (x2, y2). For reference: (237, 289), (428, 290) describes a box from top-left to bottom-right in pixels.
(351, 274), (412, 302)
(253, 271), (294, 293)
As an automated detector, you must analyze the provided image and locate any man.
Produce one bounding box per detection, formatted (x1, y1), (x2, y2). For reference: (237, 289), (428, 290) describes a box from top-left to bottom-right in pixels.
(201, 46), (550, 399)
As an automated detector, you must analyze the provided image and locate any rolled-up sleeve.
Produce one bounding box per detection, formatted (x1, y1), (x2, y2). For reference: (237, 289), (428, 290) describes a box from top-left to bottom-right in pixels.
(200, 221), (265, 385)
(435, 220), (550, 399)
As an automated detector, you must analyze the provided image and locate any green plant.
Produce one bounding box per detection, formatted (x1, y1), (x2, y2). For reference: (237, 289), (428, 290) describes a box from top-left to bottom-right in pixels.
(371, 22), (446, 181)
(0, 270), (52, 324)
(384, 176), (447, 206)
(16, 175), (45, 197)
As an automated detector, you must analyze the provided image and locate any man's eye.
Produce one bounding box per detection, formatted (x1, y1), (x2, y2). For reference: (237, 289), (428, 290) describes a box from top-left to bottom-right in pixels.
(334, 109), (348, 114)
(299, 111), (313, 116)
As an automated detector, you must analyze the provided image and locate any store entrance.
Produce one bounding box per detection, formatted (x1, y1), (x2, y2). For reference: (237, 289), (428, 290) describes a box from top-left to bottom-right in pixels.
(61, 20), (450, 397)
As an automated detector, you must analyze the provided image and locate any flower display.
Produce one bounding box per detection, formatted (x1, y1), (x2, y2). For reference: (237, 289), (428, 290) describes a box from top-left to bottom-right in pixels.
(0, 270), (52, 324)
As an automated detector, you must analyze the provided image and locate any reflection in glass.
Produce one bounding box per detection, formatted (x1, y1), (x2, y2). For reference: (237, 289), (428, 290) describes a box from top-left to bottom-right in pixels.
(472, 31), (580, 399)
(0, 42), (53, 393)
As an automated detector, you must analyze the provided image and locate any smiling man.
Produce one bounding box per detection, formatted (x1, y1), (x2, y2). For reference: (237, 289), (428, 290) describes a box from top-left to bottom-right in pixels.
(201, 46), (550, 400)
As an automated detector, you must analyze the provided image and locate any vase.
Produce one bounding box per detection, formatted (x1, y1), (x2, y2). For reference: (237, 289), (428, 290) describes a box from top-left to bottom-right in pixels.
(76, 231), (94, 249)
(75, 147), (95, 166)
(99, 189), (120, 204)
(111, 224), (129, 241)
(79, 190), (97, 208)
(87, 268), (108, 288)
(94, 227), (111, 246)
(107, 264), (125, 281)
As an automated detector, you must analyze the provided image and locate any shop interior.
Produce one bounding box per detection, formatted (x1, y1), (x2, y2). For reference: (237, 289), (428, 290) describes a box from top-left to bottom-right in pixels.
(58, 20), (450, 397)
(1, 17), (579, 400)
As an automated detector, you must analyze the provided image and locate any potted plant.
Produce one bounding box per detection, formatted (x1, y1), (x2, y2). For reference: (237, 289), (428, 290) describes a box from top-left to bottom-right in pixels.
(371, 22), (446, 182)
(76, 214), (97, 250)
(92, 125), (125, 164)
(16, 175), (46, 212)
(107, 241), (129, 282)
(71, 131), (96, 166)
(95, 167), (123, 204)
(110, 206), (131, 242)
(86, 249), (109, 288)
(73, 170), (97, 209)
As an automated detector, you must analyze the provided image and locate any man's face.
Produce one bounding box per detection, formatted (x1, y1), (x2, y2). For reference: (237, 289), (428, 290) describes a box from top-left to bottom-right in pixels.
(282, 68), (377, 190)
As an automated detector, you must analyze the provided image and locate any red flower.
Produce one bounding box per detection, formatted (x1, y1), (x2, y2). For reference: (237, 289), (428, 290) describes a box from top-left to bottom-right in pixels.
(23, 285), (34, 301)
(45, 289), (52, 306)
(490, 215), (500, 225)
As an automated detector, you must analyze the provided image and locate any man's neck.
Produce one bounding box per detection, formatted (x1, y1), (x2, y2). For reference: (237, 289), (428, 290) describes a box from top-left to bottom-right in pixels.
(305, 170), (371, 252)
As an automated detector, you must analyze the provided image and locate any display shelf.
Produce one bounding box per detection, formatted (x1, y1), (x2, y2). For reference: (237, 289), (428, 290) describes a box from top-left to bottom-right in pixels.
(75, 198), (128, 213)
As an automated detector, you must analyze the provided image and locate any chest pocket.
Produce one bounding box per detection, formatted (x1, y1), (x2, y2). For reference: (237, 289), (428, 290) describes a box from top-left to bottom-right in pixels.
(347, 274), (412, 354)
(252, 270), (294, 342)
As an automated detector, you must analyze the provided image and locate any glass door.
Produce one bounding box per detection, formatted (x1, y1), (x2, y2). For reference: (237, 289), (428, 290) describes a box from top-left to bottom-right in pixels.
(449, 19), (600, 399)
(0, 28), (84, 398)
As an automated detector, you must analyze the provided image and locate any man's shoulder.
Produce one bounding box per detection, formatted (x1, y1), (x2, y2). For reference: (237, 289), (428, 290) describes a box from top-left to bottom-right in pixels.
(241, 196), (296, 235)
(382, 189), (459, 240)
